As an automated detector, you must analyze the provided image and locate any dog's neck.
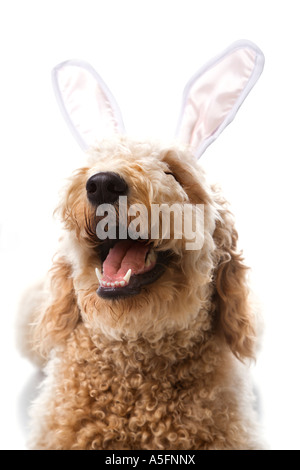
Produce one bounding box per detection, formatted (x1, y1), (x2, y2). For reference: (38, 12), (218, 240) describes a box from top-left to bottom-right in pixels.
(73, 320), (221, 376)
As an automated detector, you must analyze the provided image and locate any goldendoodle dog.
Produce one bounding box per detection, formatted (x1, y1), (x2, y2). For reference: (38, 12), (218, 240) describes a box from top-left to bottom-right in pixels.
(19, 42), (265, 450)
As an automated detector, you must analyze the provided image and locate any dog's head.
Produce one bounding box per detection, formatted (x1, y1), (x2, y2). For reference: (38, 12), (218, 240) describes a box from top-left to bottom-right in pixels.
(35, 43), (264, 358)
(57, 138), (215, 334)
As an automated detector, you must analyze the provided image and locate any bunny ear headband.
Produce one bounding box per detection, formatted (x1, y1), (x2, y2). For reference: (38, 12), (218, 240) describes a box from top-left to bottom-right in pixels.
(52, 40), (264, 159)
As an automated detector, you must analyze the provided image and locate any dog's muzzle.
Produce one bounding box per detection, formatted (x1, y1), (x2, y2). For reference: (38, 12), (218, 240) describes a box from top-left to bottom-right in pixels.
(87, 172), (172, 300)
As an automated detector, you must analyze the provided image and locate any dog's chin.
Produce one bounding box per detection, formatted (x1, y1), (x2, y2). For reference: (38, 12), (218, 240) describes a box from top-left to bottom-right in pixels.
(76, 239), (204, 340)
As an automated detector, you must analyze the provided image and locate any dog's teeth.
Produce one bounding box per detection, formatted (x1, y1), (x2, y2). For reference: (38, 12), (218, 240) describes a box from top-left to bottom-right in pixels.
(123, 269), (132, 284)
(145, 257), (152, 267)
(95, 268), (102, 283)
(99, 271), (131, 289)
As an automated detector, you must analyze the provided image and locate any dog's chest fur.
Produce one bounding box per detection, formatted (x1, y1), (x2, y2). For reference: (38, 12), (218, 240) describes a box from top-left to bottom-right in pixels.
(31, 324), (256, 450)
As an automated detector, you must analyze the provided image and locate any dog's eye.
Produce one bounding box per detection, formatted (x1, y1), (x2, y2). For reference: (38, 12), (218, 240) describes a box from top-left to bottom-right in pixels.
(164, 171), (180, 184)
(164, 171), (178, 181)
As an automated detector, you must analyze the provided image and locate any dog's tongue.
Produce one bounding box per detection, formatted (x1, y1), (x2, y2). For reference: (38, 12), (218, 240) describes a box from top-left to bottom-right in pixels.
(103, 241), (150, 281)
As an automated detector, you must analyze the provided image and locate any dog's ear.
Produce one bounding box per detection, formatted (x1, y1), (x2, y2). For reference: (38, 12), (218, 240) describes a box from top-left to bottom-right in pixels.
(52, 60), (125, 150)
(213, 215), (256, 361)
(34, 257), (80, 357)
(175, 40), (264, 159)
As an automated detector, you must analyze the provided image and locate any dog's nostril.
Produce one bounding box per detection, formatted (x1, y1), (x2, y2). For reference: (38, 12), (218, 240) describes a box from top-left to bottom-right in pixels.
(86, 172), (128, 206)
(87, 182), (97, 194)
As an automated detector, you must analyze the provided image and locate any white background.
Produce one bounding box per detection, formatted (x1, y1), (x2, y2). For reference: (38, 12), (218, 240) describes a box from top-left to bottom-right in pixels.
(0, 0), (299, 450)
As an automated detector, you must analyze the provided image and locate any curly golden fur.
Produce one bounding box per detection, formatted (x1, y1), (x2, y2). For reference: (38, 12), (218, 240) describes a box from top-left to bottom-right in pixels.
(20, 136), (262, 450)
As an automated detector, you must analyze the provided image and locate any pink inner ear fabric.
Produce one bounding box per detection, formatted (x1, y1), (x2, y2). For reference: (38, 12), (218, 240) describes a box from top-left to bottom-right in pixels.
(58, 66), (118, 145)
(178, 47), (257, 155)
(55, 63), (123, 149)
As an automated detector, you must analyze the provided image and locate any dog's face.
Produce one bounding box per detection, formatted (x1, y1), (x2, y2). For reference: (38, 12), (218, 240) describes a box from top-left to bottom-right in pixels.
(38, 136), (255, 359)
(58, 137), (218, 340)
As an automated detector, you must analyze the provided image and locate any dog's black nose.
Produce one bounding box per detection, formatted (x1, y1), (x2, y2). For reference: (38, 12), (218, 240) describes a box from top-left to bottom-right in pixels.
(86, 172), (128, 206)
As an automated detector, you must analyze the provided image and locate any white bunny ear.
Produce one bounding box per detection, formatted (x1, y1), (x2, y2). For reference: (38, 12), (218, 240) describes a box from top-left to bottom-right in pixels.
(52, 60), (125, 150)
(175, 40), (265, 159)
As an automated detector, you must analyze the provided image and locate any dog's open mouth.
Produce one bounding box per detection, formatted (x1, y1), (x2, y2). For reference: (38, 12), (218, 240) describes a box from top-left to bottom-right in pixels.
(95, 240), (171, 299)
